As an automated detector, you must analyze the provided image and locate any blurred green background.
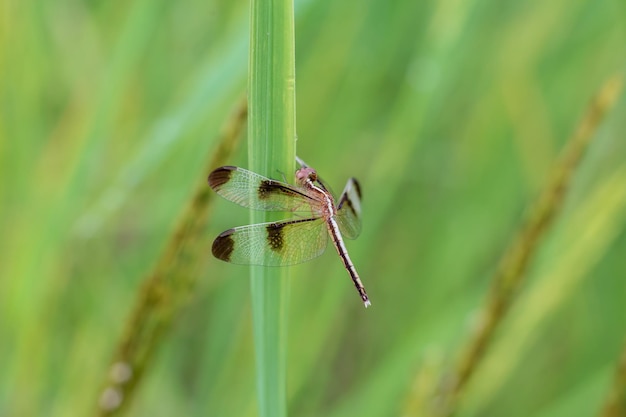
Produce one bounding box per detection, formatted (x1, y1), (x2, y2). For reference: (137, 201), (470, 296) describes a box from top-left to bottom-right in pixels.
(1, 0), (625, 416)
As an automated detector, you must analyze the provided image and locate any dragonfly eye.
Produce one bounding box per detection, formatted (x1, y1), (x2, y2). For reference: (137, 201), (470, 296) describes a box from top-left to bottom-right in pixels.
(296, 167), (317, 182)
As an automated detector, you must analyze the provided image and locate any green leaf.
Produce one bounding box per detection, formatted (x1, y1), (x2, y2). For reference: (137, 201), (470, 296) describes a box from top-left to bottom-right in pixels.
(248, 1), (296, 417)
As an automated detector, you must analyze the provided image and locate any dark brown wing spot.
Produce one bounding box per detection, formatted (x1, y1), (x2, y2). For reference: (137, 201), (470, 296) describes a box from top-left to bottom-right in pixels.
(258, 180), (300, 200)
(266, 223), (285, 252)
(258, 180), (275, 200)
(208, 166), (236, 190)
(338, 178), (361, 216)
(351, 178), (362, 200)
(212, 229), (236, 261)
(340, 196), (358, 217)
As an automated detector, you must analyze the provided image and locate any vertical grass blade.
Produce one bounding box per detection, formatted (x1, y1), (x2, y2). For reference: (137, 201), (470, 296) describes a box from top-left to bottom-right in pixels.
(248, 1), (296, 417)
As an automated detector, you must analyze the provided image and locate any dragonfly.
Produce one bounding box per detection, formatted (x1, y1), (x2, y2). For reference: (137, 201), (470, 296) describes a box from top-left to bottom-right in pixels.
(208, 158), (370, 307)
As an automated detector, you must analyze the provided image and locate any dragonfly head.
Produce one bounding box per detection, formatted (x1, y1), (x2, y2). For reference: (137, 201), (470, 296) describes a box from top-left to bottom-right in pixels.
(296, 167), (317, 184)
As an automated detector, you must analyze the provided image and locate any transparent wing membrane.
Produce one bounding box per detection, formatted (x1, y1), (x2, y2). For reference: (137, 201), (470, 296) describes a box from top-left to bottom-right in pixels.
(212, 218), (328, 266)
(335, 177), (362, 239)
(208, 166), (318, 213)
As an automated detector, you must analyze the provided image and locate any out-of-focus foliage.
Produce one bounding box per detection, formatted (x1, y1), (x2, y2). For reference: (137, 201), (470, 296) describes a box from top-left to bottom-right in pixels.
(1, 1), (624, 416)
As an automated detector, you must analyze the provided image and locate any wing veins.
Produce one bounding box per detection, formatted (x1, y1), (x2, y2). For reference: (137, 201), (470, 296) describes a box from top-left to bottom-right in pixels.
(212, 217), (329, 266)
(208, 166), (319, 213)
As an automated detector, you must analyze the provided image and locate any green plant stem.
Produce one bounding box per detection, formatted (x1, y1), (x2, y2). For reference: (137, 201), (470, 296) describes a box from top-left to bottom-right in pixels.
(427, 74), (623, 417)
(248, 1), (296, 416)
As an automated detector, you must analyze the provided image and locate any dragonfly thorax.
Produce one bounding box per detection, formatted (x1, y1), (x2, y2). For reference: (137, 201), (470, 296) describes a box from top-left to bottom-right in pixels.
(299, 172), (336, 219)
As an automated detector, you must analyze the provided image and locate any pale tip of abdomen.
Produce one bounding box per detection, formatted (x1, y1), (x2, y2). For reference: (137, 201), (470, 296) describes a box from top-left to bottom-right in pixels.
(364, 299), (371, 308)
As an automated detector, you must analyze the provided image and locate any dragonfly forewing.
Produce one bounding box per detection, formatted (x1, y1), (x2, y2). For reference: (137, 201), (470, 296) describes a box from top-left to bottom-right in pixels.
(208, 166), (318, 213)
